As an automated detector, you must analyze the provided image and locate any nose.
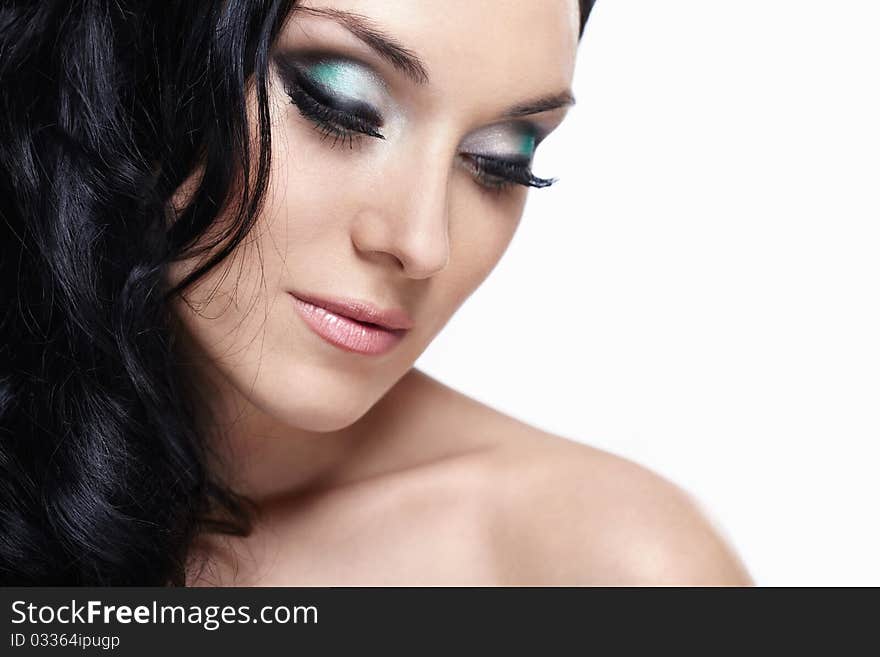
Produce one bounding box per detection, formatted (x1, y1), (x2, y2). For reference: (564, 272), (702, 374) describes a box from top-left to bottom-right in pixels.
(350, 146), (452, 280)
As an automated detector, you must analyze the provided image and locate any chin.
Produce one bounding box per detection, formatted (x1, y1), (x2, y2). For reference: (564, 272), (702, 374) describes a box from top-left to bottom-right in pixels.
(241, 364), (386, 434)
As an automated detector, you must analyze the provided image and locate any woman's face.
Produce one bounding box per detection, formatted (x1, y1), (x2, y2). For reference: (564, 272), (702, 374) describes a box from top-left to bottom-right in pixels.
(167, 0), (580, 433)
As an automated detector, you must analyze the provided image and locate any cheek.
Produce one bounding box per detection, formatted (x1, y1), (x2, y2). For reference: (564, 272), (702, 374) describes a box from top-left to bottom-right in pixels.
(264, 115), (366, 248)
(443, 186), (526, 301)
(165, 237), (275, 372)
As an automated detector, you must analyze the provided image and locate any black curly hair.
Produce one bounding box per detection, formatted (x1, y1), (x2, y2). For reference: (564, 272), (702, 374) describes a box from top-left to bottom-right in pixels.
(0, 0), (597, 585)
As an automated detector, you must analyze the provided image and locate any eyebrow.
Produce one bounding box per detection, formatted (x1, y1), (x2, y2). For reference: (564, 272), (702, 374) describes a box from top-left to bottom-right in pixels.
(502, 91), (576, 118)
(295, 6), (576, 117)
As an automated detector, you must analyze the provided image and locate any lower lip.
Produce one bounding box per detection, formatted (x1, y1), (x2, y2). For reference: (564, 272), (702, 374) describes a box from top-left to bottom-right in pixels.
(290, 294), (407, 356)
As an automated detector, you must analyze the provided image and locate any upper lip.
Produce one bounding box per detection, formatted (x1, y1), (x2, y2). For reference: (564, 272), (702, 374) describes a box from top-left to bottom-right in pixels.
(290, 291), (415, 331)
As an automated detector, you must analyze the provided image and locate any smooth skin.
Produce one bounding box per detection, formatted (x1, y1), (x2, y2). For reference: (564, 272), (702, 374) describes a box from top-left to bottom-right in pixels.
(169, 0), (754, 586)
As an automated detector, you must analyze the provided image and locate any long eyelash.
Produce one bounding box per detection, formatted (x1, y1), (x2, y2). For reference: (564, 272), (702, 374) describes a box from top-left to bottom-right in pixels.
(463, 154), (557, 191)
(284, 78), (385, 149)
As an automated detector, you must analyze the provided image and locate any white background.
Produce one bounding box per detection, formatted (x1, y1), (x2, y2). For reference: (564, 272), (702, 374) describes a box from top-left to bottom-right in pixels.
(416, 0), (880, 586)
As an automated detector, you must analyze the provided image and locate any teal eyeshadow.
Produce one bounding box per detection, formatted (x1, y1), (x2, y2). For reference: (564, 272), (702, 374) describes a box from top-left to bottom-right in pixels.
(518, 132), (536, 157)
(309, 62), (345, 88)
(306, 61), (374, 101)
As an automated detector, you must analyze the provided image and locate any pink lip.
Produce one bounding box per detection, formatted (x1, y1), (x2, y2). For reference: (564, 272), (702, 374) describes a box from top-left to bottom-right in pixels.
(289, 292), (411, 356)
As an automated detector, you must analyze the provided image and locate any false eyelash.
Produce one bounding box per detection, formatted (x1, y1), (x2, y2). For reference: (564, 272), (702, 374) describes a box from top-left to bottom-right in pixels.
(462, 153), (557, 191)
(284, 76), (385, 149)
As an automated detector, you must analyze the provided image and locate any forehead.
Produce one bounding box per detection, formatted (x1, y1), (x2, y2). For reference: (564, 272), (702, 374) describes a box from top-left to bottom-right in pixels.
(294, 0), (580, 116)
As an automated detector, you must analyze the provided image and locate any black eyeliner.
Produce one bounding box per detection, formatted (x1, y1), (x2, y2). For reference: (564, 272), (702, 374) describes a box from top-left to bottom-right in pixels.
(274, 53), (385, 129)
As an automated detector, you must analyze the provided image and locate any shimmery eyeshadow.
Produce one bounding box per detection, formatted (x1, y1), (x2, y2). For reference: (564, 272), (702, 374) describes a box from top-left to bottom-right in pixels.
(459, 123), (538, 161)
(519, 133), (536, 157)
(303, 60), (387, 108)
(311, 62), (345, 87)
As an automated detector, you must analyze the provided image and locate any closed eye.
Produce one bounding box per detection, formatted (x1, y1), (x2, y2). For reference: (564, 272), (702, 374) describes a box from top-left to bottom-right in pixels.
(277, 58), (385, 149)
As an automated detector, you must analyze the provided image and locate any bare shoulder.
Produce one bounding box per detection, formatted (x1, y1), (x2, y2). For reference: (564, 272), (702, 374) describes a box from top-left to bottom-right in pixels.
(391, 370), (754, 586)
(477, 428), (754, 585)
